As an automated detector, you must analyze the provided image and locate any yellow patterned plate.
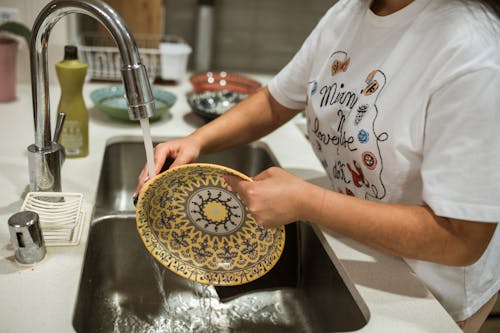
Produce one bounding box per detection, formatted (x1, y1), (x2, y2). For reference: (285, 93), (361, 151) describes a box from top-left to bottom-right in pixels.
(136, 163), (286, 286)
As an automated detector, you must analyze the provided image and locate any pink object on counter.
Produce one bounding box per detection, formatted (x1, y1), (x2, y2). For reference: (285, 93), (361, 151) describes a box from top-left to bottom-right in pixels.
(0, 38), (18, 103)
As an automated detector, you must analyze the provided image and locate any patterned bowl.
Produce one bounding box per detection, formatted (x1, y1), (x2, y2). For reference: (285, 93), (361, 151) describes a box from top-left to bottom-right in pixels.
(187, 90), (248, 121)
(190, 71), (261, 94)
(90, 85), (177, 122)
(136, 163), (286, 286)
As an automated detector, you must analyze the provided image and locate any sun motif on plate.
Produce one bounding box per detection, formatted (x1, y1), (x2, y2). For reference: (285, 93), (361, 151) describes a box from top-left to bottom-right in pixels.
(136, 163), (286, 286)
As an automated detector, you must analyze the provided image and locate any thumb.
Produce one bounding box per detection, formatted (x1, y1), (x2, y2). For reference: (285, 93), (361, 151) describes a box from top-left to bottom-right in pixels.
(252, 168), (273, 181)
(223, 174), (249, 194)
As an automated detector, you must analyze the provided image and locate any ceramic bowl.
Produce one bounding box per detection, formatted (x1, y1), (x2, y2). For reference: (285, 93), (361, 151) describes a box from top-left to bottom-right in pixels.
(90, 85), (177, 122)
(187, 90), (248, 121)
(190, 71), (261, 94)
(136, 163), (286, 286)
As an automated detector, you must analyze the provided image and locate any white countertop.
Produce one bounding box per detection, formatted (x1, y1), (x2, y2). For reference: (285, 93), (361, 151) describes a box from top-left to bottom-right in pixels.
(0, 76), (460, 332)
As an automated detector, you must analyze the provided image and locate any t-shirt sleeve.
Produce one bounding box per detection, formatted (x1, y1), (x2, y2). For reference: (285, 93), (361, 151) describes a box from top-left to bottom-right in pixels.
(421, 66), (500, 222)
(268, 6), (335, 110)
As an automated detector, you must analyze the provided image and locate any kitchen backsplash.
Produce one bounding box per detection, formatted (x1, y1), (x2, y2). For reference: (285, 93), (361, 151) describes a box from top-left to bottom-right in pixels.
(163, 0), (333, 73)
(81, 0), (334, 74)
(78, 0), (334, 75)
(7, 0), (334, 83)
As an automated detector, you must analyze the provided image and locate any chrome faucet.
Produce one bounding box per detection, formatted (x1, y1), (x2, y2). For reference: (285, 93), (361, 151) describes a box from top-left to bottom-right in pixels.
(28, 0), (156, 192)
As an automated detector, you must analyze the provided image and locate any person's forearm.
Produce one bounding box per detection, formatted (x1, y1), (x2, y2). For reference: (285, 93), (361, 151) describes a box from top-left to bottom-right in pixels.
(299, 182), (496, 266)
(187, 87), (299, 154)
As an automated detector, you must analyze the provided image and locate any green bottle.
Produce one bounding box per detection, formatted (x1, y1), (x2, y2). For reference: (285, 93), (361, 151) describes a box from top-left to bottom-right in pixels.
(56, 45), (89, 158)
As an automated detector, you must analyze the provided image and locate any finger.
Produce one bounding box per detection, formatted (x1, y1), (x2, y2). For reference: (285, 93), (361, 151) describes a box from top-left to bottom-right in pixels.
(133, 167), (148, 197)
(133, 184), (140, 199)
(223, 174), (249, 194)
(169, 155), (194, 169)
(153, 146), (170, 173)
(133, 174), (150, 198)
(252, 167), (275, 181)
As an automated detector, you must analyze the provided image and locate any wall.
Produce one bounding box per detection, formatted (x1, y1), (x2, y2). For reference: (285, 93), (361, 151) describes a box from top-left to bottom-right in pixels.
(1, 0), (69, 83)
(163, 0), (333, 73)
(6, 0), (334, 83)
(83, 0), (333, 74)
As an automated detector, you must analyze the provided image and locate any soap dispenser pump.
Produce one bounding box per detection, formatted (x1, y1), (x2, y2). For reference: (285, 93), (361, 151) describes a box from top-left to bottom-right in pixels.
(55, 45), (89, 158)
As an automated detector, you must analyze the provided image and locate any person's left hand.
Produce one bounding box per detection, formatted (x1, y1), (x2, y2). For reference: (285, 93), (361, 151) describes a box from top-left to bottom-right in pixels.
(224, 167), (307, 228)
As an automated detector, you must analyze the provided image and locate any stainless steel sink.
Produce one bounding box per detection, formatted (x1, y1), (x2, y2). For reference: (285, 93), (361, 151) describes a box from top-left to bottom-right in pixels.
(93, 139), (279, 214)
(73, 139), (369, 332)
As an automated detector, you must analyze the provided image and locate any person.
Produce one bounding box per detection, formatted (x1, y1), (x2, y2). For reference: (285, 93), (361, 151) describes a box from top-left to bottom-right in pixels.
(134, 0), (500, 331)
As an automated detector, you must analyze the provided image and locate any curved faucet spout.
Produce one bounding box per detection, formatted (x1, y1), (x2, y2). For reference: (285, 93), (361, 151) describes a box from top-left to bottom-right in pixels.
(28, 0), (155, 192)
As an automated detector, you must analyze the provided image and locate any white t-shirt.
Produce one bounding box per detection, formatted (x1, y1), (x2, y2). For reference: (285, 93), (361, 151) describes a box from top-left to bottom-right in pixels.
(268, 0), (500, 321)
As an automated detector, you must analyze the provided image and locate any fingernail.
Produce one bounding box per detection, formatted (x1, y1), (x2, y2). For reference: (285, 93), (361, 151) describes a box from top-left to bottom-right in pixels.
(132, 195), (138, 207)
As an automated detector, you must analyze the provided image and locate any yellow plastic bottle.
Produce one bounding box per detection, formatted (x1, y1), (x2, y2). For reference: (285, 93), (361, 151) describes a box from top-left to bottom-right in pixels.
(55, 45), (89, 158)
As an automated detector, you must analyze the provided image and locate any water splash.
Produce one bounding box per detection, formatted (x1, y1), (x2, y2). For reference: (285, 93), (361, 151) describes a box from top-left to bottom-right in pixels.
(101, 258), (299, 332)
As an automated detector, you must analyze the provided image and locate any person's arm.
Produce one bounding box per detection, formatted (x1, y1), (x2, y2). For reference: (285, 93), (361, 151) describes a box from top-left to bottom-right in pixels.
(187, 87), (300, 154)
(134, 87), (301, 196)
(224, 167), (497, 266)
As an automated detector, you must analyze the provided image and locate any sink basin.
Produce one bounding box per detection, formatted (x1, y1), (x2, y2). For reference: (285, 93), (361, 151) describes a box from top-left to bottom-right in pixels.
(73, 139), (369, 332)
(93, 139), (279, 214)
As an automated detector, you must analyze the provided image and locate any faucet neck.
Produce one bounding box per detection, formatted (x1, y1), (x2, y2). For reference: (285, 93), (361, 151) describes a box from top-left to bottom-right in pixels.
(29, 0), (149, 149)
(27, 0), (156, 193)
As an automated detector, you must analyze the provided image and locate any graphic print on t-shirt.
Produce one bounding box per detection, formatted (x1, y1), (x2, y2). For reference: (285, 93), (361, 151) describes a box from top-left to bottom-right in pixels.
(307, 51), (389, 200)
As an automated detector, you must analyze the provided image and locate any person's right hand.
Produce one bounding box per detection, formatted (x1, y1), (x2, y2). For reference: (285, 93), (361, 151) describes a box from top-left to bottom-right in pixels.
(133, 136), (202, 199)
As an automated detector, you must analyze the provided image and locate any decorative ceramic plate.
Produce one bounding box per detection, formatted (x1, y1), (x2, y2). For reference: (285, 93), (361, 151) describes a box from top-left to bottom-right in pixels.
(136, 163), (286, 286)
(90, 85), (176, 122)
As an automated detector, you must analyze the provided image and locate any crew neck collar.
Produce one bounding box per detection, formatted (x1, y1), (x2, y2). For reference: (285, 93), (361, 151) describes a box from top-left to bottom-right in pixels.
(365, 0), (432, 27)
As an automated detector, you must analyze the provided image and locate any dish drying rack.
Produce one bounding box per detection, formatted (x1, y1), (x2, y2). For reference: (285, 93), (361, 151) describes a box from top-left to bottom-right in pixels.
(21, 192), (85, 246)
(78, 33), (161, 81)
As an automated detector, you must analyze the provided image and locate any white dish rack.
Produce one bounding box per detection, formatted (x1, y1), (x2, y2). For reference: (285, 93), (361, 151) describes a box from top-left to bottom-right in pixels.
(21, 192), (85, 246)
(78, 33), (161, 81)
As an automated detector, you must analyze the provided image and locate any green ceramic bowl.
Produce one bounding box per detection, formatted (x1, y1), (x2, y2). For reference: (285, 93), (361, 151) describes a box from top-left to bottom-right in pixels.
(90, 85), (177, 122)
